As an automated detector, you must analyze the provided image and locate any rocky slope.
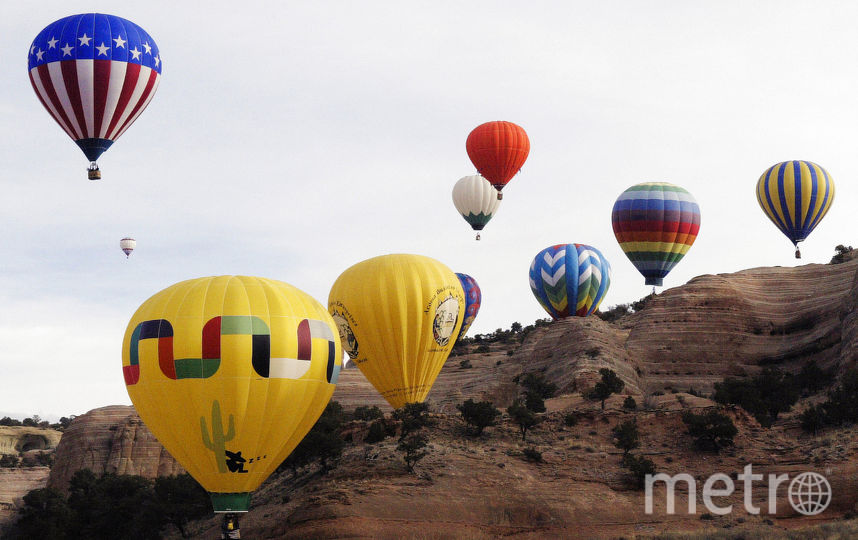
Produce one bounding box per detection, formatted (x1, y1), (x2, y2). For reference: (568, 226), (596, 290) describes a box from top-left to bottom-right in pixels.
(10, 256), (858, 538)
(0, 426), (61, 526)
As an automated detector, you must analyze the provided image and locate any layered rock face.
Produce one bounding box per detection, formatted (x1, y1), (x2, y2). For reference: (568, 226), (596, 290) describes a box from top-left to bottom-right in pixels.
(0, 426), (61, 455)
(47, 405), (183, 493)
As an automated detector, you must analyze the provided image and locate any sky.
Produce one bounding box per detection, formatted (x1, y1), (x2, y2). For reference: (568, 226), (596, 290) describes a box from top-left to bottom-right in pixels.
(2, 1), (857, 419)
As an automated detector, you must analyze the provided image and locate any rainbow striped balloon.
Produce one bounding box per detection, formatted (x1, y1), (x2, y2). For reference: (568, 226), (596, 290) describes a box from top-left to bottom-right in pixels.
(756, 160), (834, 258)
(611, 182), (700, 287)
(529, 244), (611, 319)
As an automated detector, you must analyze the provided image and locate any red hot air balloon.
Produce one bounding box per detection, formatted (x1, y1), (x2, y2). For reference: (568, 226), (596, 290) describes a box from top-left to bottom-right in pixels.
(466, 121), (529, 199)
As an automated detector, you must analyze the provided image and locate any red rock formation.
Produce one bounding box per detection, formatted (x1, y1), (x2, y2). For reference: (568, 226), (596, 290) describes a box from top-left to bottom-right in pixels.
(47, 405), (183, 493)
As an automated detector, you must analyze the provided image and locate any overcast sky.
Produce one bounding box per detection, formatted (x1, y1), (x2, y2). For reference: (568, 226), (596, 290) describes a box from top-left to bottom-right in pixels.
(2, 1), (856, 419)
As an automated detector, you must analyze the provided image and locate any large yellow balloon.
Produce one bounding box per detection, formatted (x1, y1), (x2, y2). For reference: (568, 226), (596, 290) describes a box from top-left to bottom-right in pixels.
(328, 254), (465, 408)
(122, 276), (341, 512)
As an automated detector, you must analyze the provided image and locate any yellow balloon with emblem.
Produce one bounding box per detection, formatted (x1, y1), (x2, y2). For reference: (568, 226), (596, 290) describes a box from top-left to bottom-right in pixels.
(328, 254), (465, 409)
(122, 275), (342, 513)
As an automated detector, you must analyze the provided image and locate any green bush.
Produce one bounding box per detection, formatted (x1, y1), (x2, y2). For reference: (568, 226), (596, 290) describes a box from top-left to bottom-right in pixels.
(353, 405), (384, 421)
(623, 396), (638, 410)
(681, 410), (737, 453)
(456, 399), (500, 436)
(522, 447), (542, 462)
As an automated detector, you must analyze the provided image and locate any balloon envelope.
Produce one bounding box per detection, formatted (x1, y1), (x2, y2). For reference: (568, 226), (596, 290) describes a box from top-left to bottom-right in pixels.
(466, 121), (529, 191)
(611, 182), (700, 287)
(120, 237), (136, 257)
(122, 276), (341, 512)
(529, 244), (611, 319)
(756, 160), (834, 254)
(28, 13), (162, 166)
(328, 254), (464, 409)
(452, 175), (501, 234)
(455, 273), (481, 338)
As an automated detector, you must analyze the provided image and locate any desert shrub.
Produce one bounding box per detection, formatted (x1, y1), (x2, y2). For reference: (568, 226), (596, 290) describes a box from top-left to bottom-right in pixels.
(624, 454), (656, 489)
(563, 413), (578, 426)
(353, 405), (384, 422)
(459, 359), (473, 369)
(397, 432), (429, 473)
(365, 419), (389, 443)
(682, 410), (737, 453)
(279, 401), (346, 474)
(522, 447), (542, 462)
(623, 396), (638, 410)
(831, 244), (854, 264)
(507, 400), (539, 441)
(588, 368), (625, 409)
(800, 404), (827, 435)
(393, 402), (431, 436)
(612, 419), (640, 458)
(457, 399), (500, 436)
(712, 367), (800, 427)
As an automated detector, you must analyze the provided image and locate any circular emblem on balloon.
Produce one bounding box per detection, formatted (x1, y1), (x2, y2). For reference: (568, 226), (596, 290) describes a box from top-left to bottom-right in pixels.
(432, 294), (460, 346)
(328, 254), (465, 408)
(122, 276), (341, 512)
(529, 244), (611, 319)
(611, 182), (700, 287)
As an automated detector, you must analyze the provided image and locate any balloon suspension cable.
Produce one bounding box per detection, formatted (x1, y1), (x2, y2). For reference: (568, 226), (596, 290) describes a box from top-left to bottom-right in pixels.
(87, 162), (101, 181)
(475, 232), (481, 241)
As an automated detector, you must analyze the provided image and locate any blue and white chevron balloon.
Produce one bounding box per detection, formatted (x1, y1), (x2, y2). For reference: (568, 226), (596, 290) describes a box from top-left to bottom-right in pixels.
(529, 244), (611, 319)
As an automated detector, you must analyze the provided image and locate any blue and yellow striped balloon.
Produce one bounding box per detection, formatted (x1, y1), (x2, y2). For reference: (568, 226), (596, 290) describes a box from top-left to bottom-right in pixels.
(529, 244), (611, 319)
(756, 160), (835, 258)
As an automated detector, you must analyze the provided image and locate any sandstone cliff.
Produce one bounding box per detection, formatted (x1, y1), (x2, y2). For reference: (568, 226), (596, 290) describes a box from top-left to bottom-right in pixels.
(47, 405), (183, 493)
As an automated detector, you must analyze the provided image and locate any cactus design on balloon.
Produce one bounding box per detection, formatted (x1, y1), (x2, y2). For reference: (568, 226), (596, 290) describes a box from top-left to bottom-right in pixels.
(201, 400), (236, 473)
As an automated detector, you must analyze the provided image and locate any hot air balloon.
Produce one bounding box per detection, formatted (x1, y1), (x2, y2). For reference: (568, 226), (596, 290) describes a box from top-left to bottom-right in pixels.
(28, 13), (162, 180)
(122, 276), (342, 514)
(756, 160), (835, 259)
(611, 182), (700, 287)
(452, 175), (501, 240)
(466, 121), (529, 199)
(529, 244), (611, 319)
(455, 272), (481, 339)
(328, 254), (464, 409)
(120, 237), (136, 258)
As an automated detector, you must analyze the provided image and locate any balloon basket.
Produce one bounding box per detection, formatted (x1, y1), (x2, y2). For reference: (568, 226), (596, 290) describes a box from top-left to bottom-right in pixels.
(210, 492), (251, 513)
(475, 233), (481, 241)
(87, 162), (101, 180)
(795, 248), (801, 259)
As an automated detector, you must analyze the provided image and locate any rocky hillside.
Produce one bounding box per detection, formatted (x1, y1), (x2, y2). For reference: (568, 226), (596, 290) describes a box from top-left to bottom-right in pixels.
(47, 405), (183, 493)
(9, 255), (858, 538)
(0, 426), (61, 526)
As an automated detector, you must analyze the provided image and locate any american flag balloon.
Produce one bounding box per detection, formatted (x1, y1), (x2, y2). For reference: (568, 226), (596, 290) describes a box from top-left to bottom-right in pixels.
(28, 13), (162, 179)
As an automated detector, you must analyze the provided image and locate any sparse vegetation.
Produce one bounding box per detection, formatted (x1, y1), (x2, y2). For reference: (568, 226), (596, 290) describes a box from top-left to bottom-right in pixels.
(457, 399), (500, 436)
(623, 396), (637, 410)
(507, 400), (539, 441)
(279, 401), (346, 475)
(353, 405), (384, 422)
(2, 470), (210, 540)
(397, 432), (429, 473)
(830, 244), (854, 264)
(522, 447), (542, 462)
(588, 368), (625, 409)
(612, 419), (640, 459)
(681, 410), (737, 453)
